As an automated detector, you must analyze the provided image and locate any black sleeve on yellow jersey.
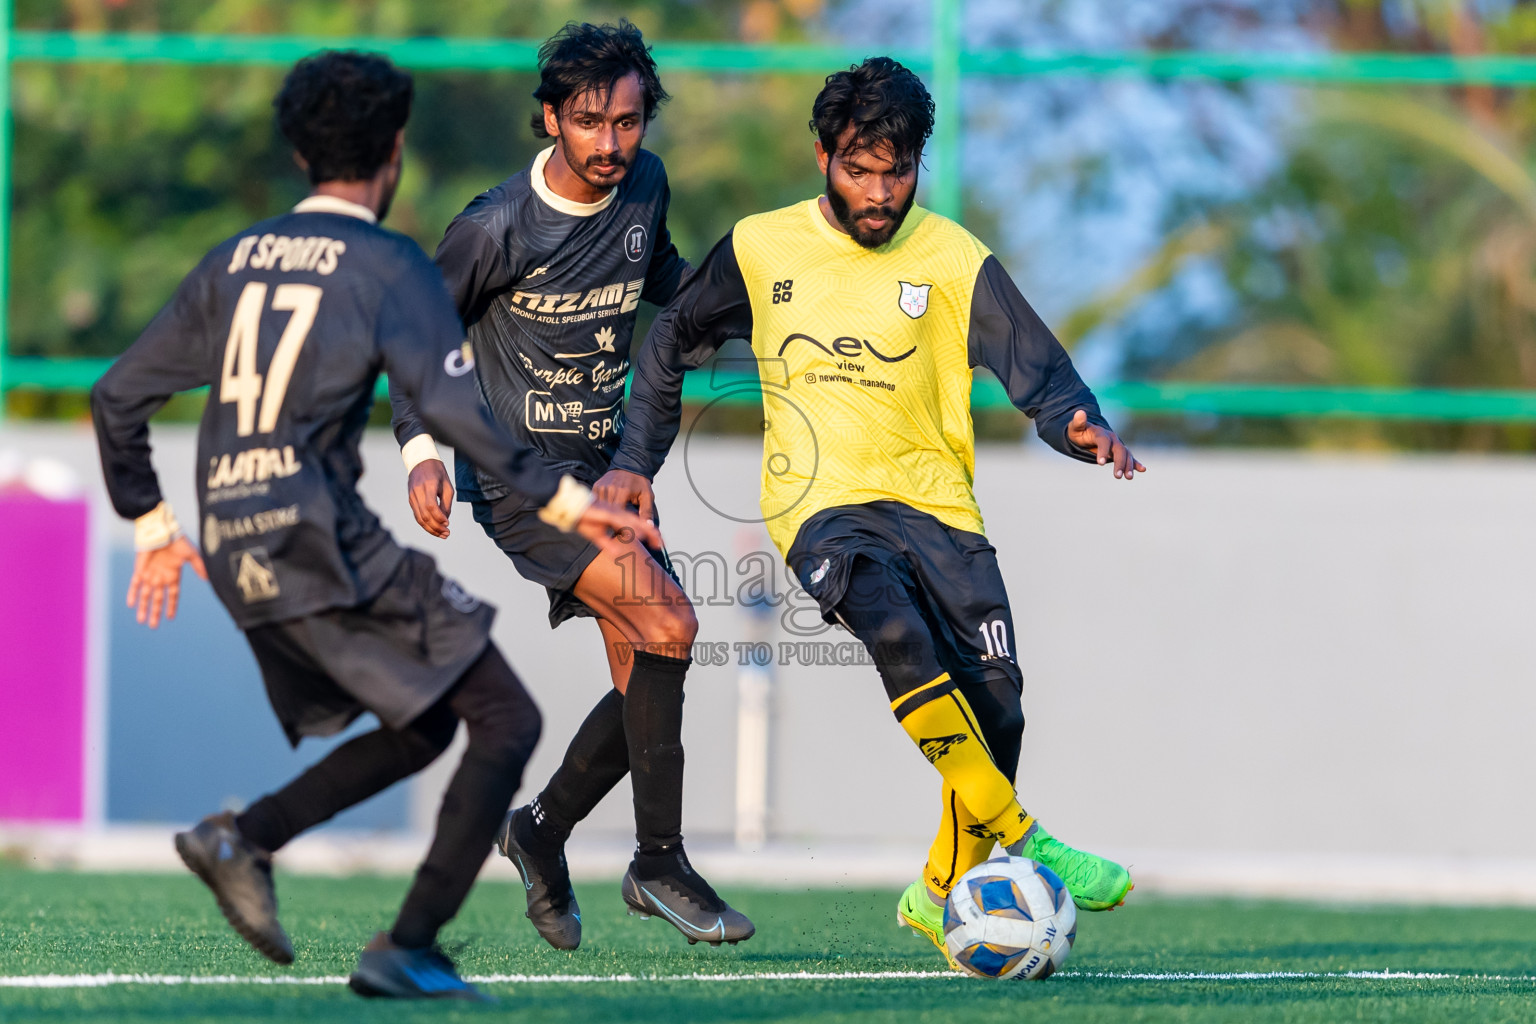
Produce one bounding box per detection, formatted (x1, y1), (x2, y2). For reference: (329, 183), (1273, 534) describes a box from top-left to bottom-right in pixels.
(378, 253), (561, 506)
(641, 181), (691, 306)
(610, 229), (753, 478)
(91, 258), (216, 520)
(966, 255), (1110, 463)
(388, 213), (510, 449)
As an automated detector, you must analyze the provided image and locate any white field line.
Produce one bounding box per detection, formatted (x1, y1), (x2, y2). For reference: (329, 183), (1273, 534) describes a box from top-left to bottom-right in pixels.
(3, 969), (1536, 989)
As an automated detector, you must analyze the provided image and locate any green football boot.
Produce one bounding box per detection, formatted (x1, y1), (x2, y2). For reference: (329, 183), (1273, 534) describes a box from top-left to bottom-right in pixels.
(896, 880), (961, 970)
(1019, 825), (1133, 912)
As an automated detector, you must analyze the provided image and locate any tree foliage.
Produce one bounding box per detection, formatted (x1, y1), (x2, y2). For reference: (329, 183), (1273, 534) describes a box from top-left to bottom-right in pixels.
(9, 0), (828, 363)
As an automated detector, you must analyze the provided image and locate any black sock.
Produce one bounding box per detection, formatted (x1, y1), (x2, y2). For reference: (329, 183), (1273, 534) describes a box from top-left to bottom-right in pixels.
(235, 710), (456, 853)
(623, 650), (690, 855)
(632, 846), (687, 881)
(531, 688), (630, 853)
(391, 647), (541, 950)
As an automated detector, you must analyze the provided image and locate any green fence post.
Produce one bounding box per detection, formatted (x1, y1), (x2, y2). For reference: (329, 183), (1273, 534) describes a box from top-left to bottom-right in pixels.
(930, 0), (962, 222)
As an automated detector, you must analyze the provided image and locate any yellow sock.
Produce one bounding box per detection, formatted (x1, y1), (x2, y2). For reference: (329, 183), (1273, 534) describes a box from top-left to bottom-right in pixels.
(923, 784), (1000, 899)
(894, 677), (1035, 851)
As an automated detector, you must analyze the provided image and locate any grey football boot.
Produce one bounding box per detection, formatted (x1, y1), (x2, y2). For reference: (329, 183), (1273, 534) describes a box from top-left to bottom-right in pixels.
(348, 932), (492, 1002)
(174, 811), (294, 965)
(621, 849), (755, 946)
(495, 805), (581, 950)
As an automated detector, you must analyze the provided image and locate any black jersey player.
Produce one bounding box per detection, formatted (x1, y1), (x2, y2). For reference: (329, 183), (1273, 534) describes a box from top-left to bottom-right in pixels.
(91, 51), (656, 1001)
(387, 22), (751, 948)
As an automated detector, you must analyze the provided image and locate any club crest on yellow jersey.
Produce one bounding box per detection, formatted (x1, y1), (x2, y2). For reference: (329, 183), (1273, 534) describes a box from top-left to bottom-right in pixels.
(898, 281), (932, 319)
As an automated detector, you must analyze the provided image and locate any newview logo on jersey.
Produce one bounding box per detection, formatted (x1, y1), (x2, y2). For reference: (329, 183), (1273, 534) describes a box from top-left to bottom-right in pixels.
(776, 333), (917, 363)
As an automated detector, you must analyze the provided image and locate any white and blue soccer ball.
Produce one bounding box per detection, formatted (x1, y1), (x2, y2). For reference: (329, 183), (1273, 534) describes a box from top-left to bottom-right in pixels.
(943, 856), (1077, 980)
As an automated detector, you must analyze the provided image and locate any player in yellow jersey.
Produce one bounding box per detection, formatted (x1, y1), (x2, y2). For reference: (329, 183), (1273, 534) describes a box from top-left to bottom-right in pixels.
(600, 57), (1144, 962)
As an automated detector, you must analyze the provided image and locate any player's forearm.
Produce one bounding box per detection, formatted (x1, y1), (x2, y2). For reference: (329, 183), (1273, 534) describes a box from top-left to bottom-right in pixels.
(386, 375), (442, 469)
(611, 340), (686, 478)
(1036, 407), (1110, 464)
(967, 256), (1110, 462)
(1031, 350), (1110, 463)
(609, 423), (676, 478)
(90, 367), (171, 521)
(615, 232), (752, 475)
(419, 393), (560, 506)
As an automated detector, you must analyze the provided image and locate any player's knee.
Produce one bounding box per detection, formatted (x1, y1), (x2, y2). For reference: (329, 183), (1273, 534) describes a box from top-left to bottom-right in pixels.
(993, 697), (1025, 745)
(869, 610), (927, 673)
(456, 648), (543, 769)
(402, 708), (458, 771)
(470, 698), (542, 770)
(629, 600), (697, 656)
(655, 602), (698, 649)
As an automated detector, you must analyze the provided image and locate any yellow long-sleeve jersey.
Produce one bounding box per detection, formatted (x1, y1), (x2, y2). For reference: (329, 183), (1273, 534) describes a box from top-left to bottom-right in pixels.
(614, 198), (1106, 556)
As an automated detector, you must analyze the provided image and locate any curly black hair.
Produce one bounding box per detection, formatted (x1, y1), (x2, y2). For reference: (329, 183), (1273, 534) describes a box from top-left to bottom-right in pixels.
(274, 50), (413, 185)
(810, 56), (934, 164)
(531, 20), (669, 137)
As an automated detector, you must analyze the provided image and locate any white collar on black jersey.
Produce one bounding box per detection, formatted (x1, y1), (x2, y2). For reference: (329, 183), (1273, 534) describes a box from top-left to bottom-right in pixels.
(292, 194), (379, 223)
(530, 146), (616, 217)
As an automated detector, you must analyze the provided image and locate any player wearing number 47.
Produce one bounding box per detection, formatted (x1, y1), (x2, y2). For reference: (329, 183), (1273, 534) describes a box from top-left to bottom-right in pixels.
(90, 50), (657, 1000)
(599, 57), (1145, 969)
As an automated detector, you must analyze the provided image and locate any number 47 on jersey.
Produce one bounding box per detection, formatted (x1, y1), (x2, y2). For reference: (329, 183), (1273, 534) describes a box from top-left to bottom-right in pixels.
(220, 282), (322, 437)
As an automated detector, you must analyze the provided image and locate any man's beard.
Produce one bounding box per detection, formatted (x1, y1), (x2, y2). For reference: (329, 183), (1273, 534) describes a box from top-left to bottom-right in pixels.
(826, 170), (916, 249)
(563, 138), (630, 189)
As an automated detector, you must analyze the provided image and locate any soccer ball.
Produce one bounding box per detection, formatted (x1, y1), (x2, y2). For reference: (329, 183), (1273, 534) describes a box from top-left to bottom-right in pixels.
(943, 856), (1077, 980)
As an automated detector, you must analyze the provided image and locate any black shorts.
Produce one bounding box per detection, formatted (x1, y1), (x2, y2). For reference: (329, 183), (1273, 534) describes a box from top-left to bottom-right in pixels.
(245, 549), (496, 746)
(787, 501), (1021, 689)
(470, 491), (679, 629)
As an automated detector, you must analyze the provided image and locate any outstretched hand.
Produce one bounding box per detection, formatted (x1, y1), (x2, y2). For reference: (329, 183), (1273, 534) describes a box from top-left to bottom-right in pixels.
(1066, 409), (1146, 480)
(576, 498), (664, 554)
(593, 468), (656, 523)
(126, 535), (208, 629)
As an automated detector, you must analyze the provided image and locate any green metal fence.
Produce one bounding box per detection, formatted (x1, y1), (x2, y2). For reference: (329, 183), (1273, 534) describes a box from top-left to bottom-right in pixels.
(9, 3), (1536, 421)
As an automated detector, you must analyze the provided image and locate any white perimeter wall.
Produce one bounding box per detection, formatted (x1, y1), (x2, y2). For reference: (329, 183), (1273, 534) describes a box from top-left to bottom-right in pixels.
(8, 422), (1535, 870)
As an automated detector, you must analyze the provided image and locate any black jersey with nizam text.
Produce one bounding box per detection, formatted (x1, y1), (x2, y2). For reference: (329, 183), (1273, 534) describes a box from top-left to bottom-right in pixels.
(93, 196), (565, 629)
(388, 147), (689, 501)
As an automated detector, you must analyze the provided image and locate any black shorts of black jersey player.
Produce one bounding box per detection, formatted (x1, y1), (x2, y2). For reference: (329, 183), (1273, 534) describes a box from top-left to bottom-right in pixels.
(248, 550), (497, 746)
(787, 500), (1026, 783)
(468, 490), (681, 629)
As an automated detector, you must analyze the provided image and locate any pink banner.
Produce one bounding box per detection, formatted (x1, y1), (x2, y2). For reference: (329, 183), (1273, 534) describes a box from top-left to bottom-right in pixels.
(0, 494), (89, 822)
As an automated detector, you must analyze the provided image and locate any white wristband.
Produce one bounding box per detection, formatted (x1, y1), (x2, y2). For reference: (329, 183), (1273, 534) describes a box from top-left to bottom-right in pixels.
(537, 475), (595, 533)
(134, 501), (184, 552)
(401, 433), (443, 473)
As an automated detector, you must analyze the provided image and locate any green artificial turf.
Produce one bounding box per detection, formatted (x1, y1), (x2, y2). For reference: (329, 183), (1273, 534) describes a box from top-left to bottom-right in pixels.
(3, 867), (1536, 1023)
